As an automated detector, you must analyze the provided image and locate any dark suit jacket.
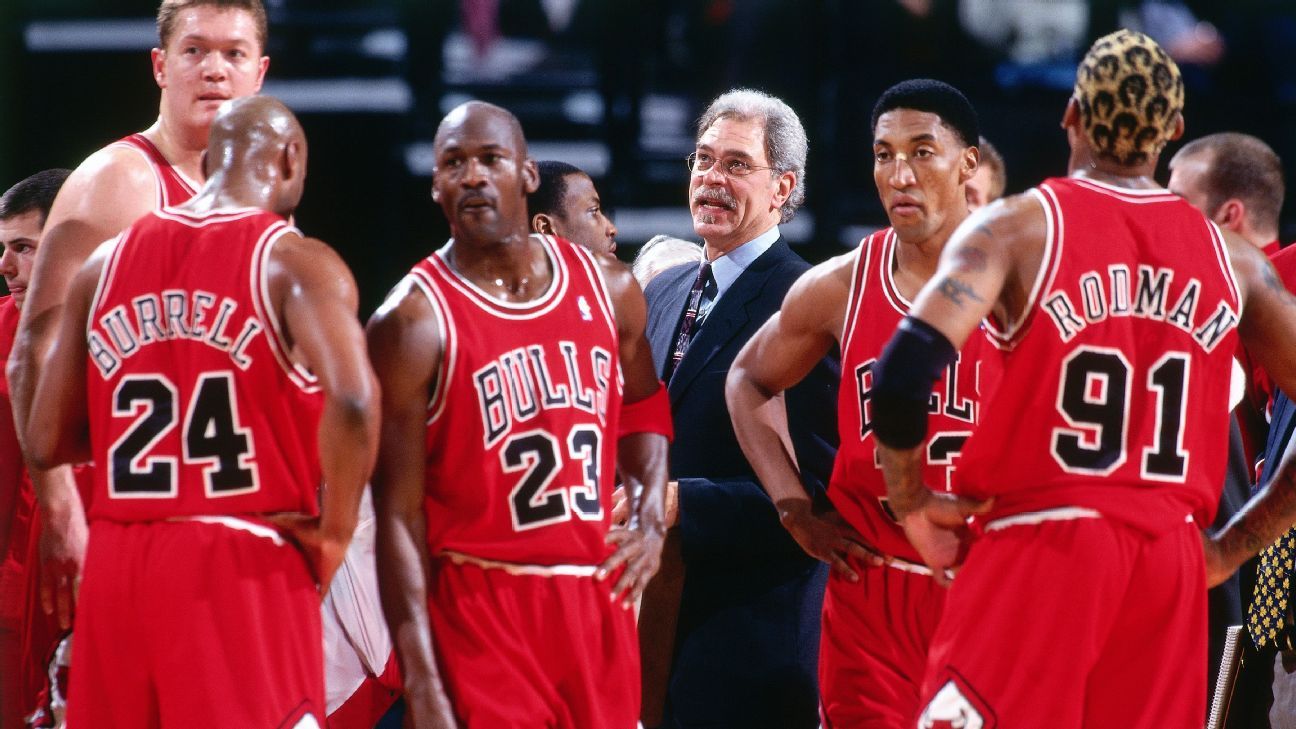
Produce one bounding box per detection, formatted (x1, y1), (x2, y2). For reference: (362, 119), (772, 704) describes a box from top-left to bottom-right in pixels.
(643, 237), (839, 729)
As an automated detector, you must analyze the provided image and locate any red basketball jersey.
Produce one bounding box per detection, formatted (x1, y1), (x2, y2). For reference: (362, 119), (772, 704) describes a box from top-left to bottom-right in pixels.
(108, 134), (199, 209)
(956, 177), (1241, 532)
(0, 296), (25, 526)
(85, 208), (323, 522)
(830, 230), (997, 562)
(412, 235), (623, 566)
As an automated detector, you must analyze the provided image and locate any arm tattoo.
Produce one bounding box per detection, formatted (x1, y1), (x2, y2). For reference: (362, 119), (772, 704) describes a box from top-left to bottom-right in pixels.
(937, 276), (984, 308)
(952, 246), (989, 274)
(1261, 258), (1287, 295)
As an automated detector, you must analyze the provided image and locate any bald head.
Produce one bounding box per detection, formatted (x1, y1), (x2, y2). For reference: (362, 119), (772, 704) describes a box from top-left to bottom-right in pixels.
(204, 95), (308, 217)
(434, 101), (527, 157)
(208, 96), (305, 168)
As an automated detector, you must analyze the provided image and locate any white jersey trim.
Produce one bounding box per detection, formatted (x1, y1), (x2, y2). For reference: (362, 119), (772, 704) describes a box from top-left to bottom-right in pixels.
(109, 139), (168, 210)
(87, 230), (131, 343)
(839, 234), (873, 354)
(564, 238), (620, 346)
(153, 206), (263, 226)
(169, 515), (287, 546)
(107, 136), (199, 208)
(439, 549), (600, 577)
(984, 186), (1061, 348)
(406, 269), (456, 424)
(878, 230), (913, 316)
(1205, 220), (1243, 312)
(983, 506), (1101, 532)
(1068, 176), (1181, 203)
(428, 235), (570, 320)
(250, 220), (320, 393)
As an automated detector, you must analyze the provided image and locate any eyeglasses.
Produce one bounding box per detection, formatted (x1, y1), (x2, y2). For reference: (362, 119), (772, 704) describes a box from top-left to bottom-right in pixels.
(686, 152), (775, 178)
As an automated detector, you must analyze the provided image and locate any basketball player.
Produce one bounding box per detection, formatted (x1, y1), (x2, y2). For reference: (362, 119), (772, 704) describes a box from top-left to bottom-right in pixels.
(528, 160), (619, 255)
(370, 101), (670, 728)
(870, 30), (1296, 726)
(7, 0), (270, 631)
(727, 79), (993, 728)
(25, 96), (377, 727)
(0, 169), (70, 729)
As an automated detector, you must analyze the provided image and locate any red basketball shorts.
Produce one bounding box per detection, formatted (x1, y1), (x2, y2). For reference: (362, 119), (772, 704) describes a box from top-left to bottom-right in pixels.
(67, 518), (324, 729)
(427, 553), (640, 729)
(820, 552), (947, 729)
(916, 512), (1206, 729)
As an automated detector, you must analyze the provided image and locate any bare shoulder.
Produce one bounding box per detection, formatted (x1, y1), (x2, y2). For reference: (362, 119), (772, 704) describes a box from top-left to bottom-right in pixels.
(368, 276), (439, 341)
(47, 144), (159, 233)
(779, 250), (855, 335)
(268, 232), (357, 301)
(960, 191), (1046, 253)
(1222, 227), (1278, 304)
(367, 276), (443, 378)
(592, 249), (641, 299)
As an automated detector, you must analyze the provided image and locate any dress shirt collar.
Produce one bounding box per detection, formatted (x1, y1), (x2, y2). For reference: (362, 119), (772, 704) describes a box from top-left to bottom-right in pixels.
(707, 225), (780, 301)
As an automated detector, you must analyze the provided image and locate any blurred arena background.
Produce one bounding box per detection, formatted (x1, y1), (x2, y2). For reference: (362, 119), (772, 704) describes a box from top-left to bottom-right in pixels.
(2, 0), (1294, 314)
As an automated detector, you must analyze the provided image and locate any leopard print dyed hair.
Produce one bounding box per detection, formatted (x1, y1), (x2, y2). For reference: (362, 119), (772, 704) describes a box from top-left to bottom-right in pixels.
(1074, 30), (1184, 166)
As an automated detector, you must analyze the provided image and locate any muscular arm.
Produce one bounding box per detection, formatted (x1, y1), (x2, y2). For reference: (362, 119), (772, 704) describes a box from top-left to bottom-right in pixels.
(367, 284), (457, 728)
(877, 198), (1039, 507)
(874, 198), (1040, 578)
(1204, 235), (1296, 584)
(595, 254), (669, 606)
(8, 149), (156, 624)
(11, 148), (156, 438)
(27, 252), (99, 471)
(726, 255), (869, 575)
(270, 235), (379, 591)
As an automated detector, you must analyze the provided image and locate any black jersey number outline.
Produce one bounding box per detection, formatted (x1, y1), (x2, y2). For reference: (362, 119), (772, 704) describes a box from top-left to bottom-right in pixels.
(1051, 347), (1190, 481)
(109, 372), (259, 498)
(503, 426), (603, 531)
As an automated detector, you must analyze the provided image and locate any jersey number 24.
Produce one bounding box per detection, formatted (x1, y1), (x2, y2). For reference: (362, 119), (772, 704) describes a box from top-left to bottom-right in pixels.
(109, 372), (258, 498)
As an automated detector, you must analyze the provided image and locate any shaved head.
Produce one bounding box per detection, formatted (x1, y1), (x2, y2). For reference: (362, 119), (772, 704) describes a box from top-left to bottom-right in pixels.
(204, 95), (308, 216)
(208, 95), (305, 169)
(434, 101), (527, 158)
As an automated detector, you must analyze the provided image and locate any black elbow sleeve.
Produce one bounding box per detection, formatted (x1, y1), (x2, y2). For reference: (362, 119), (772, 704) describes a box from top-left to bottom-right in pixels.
(871, 316), (957, 449)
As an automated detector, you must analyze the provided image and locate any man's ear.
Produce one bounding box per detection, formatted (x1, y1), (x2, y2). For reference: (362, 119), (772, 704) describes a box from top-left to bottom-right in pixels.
(152, 48), (167, 89)
(1216, 199), (1247, 233)
(283, 140), (300, 181)
(772, 171), (795, 211)
(521, 158), (540, 195)
(1169, 112), (1185, 142)
(960, 145), (980, 184)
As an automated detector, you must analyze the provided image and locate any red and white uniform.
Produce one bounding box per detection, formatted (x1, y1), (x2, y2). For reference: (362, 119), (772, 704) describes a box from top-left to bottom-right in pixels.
(820, 230), (996, 729)
(918, 177), (1239, 729)
(0, 295), (36, 727)
(70, 208), (325, 728)
(108, 133), (199, 209)
(410, 235), (638, 728)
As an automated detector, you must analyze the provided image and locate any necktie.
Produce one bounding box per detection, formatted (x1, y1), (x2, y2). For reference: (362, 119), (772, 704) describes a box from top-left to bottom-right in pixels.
(664, 260), (712, 381)
(1248, 526), (1296, 650)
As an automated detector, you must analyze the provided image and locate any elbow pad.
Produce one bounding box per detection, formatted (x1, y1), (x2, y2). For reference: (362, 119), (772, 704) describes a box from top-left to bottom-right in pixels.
(871, 316), (956, 449)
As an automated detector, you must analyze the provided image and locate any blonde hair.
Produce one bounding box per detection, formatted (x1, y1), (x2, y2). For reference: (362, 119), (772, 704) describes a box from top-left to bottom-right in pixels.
(1073, 30), (1183, 166)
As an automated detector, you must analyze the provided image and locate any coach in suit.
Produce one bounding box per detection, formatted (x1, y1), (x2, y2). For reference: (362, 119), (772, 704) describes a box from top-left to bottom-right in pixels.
(636, 88), (838, 729)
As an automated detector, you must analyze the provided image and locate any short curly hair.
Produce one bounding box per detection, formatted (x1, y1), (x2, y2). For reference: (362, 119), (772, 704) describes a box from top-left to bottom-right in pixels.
(1073, 29), (1183, 166)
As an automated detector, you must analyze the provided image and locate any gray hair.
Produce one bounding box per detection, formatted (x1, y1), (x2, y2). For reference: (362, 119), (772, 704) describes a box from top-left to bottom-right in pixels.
(632, 235), (705, 288)
(696, 89), (807, 222)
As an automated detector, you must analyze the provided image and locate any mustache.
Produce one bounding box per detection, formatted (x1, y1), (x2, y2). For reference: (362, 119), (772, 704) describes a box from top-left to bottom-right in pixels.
(693, 186), (736, 210)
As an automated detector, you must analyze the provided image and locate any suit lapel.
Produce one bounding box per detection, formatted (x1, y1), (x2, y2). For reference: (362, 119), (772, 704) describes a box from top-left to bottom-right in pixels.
(667, 239), (793, 404)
